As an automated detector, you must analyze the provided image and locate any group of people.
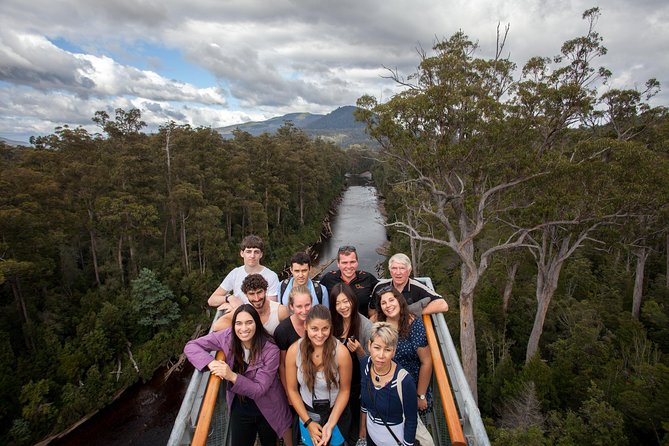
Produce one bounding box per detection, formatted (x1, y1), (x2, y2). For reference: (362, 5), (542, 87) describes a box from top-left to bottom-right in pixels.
(184, 235), (449, 446)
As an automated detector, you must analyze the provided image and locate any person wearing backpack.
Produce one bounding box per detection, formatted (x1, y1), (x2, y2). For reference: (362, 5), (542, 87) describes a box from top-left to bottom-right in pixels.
(279, 252), (329, 308)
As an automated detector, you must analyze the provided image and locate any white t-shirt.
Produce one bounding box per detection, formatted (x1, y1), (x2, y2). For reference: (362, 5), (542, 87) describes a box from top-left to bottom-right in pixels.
(219, 265), (280, 303)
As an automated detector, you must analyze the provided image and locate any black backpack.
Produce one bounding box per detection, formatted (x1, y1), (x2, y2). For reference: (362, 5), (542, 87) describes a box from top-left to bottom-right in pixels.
(279, 278), (323, 305)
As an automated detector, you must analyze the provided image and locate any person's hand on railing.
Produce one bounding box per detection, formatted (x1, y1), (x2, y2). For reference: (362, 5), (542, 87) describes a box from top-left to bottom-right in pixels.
(207, 359), (235, 382)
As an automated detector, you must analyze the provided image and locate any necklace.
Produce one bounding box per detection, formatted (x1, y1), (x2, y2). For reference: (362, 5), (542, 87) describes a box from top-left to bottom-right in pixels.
(373, 363), (392, 382)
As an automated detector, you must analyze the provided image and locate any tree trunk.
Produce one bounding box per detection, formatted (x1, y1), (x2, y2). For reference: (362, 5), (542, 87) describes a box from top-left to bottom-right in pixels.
(502, 261), (519, 316)
(632, 246), (649, 319)
(117, 235), (124, 284)
(407, 211), (423, 276)
(87, 208), (101, 286)
(456, 227), (481, 401)
(299, 180), (305, 226)
(128, 234), (137, 278)
(526, 260), (563, 362)
(459, 262), (479, 403)
(180, 211), (190, 274)
(11, 276), (36, 351)
(666, 234), (668, 290)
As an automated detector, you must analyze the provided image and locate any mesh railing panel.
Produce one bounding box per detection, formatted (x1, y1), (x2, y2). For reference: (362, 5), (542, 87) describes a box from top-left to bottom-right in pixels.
(205, 383), (230, 445)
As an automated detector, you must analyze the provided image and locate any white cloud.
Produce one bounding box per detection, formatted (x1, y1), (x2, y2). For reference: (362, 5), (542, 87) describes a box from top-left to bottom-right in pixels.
(0, 0), (667, 141)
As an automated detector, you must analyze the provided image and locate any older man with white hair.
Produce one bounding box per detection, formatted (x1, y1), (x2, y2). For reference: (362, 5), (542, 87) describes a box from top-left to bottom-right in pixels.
(372, 253), (449, 316)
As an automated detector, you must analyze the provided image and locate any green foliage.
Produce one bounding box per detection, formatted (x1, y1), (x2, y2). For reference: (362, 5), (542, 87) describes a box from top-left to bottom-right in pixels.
(0, 110), (347, 443)
(361, 8), (669, 445)
(547, 383), (627, 446)
(131, 268), (180, 332)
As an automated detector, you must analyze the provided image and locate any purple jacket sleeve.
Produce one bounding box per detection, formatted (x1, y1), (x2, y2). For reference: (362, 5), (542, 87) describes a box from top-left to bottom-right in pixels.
(184, 329), (231, 371)
(230, 341), (280, 399)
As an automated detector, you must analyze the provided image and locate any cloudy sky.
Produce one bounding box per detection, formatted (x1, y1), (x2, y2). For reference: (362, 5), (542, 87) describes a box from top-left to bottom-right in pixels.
(1, 0), (667, 142)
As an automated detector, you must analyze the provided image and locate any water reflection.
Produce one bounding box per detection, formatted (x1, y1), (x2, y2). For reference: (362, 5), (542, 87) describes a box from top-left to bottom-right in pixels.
(317, 183), (387, 276)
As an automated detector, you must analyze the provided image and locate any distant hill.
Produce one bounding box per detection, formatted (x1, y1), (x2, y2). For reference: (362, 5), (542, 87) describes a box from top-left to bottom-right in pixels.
(215, 106), (378, 148)
(0, 136), (30, 147)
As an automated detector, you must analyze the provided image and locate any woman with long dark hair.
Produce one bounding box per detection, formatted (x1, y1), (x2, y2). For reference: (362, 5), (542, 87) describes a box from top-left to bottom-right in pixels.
(285, 304), (353, 446)
(375, 285), (433, 414)
(184, 304), (292, 446)
(329, 282), (372, 442)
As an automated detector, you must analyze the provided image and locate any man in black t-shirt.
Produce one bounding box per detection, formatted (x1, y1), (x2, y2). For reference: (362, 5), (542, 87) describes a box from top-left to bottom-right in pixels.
(319, 245), (378, 317)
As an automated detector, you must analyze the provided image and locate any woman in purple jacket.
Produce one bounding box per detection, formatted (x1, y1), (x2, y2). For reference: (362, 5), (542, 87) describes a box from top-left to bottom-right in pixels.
(184, 304), (292, 446)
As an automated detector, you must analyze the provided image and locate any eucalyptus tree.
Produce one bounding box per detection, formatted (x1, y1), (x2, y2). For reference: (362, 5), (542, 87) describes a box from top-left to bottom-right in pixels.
(506, 8), (669, 361)
(357, 30), (536, 399)
(355, 7), (666, 394)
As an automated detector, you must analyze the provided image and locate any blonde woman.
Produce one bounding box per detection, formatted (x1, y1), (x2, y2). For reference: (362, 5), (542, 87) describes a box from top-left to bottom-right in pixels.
(360, 322), (418, 446)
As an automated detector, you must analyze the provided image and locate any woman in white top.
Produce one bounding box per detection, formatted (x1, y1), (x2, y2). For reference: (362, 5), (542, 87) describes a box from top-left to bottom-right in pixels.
(285, 305), (353, 446)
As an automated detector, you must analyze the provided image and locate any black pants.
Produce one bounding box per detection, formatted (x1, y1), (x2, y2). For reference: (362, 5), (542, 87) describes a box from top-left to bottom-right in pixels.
(229, 408), (277, 446)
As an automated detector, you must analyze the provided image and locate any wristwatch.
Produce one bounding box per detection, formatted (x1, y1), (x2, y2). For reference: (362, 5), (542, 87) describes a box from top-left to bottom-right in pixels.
(418, 394), (426, 400)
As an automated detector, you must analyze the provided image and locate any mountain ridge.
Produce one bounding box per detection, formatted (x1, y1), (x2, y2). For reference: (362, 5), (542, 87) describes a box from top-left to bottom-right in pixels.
(215, 105), (377, 148)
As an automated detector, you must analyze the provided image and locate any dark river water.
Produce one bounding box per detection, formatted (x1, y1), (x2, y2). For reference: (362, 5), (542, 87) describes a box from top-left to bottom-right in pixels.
(47, 179), (387, 445)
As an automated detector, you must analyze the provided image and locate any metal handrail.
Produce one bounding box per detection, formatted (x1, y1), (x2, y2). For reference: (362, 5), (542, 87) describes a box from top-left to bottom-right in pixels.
(167, 309), (225, 446)
(192, 351), (225, 446)
(433, 312), (490, 446)
(423, 314), (467, 446)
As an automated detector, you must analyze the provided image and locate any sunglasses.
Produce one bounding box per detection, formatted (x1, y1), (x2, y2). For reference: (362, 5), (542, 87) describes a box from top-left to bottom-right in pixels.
(338, 245), (357, 253)
(375, 284), (394, 296)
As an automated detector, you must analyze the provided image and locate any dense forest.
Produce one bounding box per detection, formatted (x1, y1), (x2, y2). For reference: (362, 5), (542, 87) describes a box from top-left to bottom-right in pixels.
(358, 8), (669, 446)
(0, 115), (350, 445)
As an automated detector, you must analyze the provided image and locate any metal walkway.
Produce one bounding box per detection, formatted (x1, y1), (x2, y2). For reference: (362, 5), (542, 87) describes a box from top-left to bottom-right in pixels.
(168, 279), (490, 446)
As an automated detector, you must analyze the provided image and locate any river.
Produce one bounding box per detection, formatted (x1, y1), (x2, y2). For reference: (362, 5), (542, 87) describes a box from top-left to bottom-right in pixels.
(48, 179), (387, 445)
(316, 181), (388, 276)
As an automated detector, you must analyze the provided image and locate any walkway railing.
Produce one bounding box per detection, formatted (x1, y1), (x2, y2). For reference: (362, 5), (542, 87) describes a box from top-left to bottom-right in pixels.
(168, 280), (490, 446)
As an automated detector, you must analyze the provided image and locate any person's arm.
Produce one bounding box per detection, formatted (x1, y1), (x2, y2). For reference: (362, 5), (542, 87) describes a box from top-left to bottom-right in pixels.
(416, 345), (432, 412)
(400, 372), (419, 445)
(212, 310), (233, 332)
(422, 298), (448, 314)
(359, 316), (372, 356)
(359, 357), (370, 440)
(279, 349), (289, 392)
(285, 344), (322, 444)
(319, 343), (352, 446)
(358, 411), (367, 441)
(266, 272), (280, 302)
(184, 330), (228, 371)
(407, 297), (430, 317)
(207, 286), (230, 307)
(277, 304), (290, 321)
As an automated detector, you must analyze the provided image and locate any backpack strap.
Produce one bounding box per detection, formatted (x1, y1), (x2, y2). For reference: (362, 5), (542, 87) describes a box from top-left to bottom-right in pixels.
(312, 280), (323, 305)
(281, 278), (323, 306)
(395, 367), (409, 406)
(279, 278), (290, 306)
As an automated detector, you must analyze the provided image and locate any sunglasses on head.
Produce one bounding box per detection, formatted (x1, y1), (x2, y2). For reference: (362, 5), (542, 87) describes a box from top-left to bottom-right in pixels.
(376, 284), (394, 296)
(338, 245), (357, 253)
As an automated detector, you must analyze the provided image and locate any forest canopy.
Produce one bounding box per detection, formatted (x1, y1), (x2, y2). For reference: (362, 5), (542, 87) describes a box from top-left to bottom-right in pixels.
(358, 7), (669, 446)
(0, 115), (350, 444)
